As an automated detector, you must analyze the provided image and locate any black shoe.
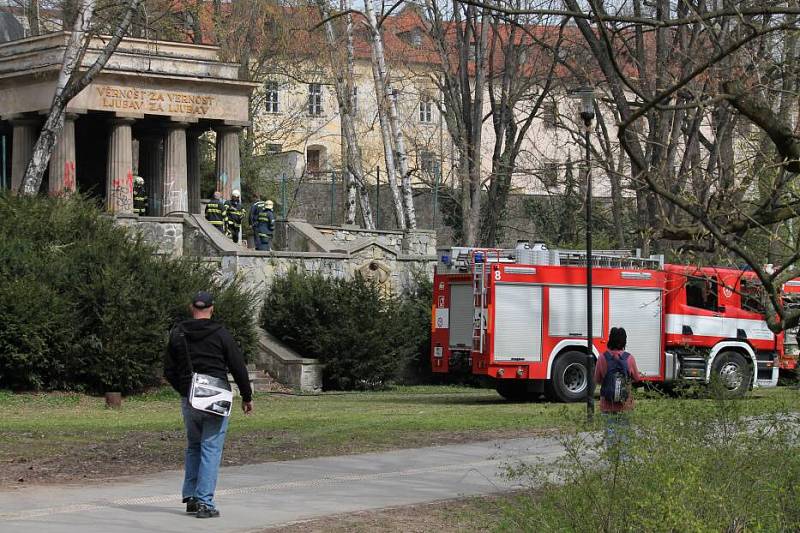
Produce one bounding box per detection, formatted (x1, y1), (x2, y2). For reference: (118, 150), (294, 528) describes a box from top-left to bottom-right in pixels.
(196, 504), (220, 518)
(182, 497), (198, 514)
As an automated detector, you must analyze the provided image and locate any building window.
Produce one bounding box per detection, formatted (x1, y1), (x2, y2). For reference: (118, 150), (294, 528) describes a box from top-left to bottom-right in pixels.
(266, 143), (282, 154)
(542, 100), (558, 129)
(265, 82), (279, 113)
(420, 151), (438, 176)
(307, 148), (321, 173)
(540, 159), (559, 188)
(351, 86), (358, 113)
(419, 96), (433, 123)
(308, 83), (323, 116)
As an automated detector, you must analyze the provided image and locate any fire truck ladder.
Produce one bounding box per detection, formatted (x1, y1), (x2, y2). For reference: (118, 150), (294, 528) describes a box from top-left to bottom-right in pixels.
(551, 249), (664, 270)
(471, 250), (500, 353)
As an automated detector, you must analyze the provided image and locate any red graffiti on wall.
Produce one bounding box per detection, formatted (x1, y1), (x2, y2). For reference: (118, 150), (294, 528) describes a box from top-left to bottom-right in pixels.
(63, 161), (75, 193)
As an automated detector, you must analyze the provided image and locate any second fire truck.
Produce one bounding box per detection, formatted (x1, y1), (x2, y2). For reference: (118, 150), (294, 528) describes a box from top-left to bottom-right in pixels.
(430, 245), (782, 402)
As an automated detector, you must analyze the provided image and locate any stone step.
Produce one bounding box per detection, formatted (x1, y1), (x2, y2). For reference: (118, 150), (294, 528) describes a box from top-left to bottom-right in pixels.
(227, 368), (292, 394)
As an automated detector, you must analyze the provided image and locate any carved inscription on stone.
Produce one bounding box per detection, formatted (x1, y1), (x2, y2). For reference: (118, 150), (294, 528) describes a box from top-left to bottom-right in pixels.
(95, 85), (215, 115)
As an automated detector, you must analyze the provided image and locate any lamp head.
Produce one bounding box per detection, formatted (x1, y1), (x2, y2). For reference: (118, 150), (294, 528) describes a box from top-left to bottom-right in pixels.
(575, 86), (595, 126)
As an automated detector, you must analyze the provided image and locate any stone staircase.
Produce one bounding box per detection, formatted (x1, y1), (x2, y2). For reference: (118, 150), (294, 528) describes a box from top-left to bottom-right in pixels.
(228, 364), (291, 396)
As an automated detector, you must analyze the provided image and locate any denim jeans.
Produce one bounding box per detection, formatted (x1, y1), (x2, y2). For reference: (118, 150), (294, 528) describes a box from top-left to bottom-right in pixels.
(602, 412), (631, 461)
(181, 397), (230, 508)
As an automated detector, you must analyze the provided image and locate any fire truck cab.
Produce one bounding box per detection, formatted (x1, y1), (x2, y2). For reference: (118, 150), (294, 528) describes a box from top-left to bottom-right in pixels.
(430, 245), (781, 402)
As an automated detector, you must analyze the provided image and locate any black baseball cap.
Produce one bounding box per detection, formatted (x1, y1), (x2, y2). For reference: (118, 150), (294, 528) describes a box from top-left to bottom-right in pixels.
(191, 291), (214, 309)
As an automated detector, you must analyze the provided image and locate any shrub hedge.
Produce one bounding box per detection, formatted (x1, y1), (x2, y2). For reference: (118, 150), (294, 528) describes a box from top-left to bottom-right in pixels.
(261, 268), (433, 390)
(497, 394), (800, 531)
(0, 193), (257, 394)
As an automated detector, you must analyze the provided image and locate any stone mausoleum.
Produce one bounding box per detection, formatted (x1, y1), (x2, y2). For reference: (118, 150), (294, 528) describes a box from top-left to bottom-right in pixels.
(0, 31), (438, 391)
(0, 32), (257, 211)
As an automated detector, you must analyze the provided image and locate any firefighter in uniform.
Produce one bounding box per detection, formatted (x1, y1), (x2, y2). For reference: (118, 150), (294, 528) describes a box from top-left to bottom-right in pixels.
(133, 176), (148, 216)
(205, 191), (226, 233)
(250, 198), (276, 251)
(225, 189), (246, 243)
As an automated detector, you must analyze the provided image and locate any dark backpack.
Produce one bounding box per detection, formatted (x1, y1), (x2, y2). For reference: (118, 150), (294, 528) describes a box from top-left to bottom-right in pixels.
(600, 351), (631, 403)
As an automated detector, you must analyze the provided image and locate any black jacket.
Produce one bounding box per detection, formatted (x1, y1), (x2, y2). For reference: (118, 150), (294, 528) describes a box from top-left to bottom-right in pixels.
(164, 318), (253, 402)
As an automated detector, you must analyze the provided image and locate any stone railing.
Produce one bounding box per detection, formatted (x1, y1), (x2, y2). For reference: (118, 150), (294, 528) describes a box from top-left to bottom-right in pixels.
(119, 214), (436, 391)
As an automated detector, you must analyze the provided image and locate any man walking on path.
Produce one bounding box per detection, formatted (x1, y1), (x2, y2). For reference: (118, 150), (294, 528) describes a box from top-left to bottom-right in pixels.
(594, 327), (640, 455)
(164, 291), (254, 518)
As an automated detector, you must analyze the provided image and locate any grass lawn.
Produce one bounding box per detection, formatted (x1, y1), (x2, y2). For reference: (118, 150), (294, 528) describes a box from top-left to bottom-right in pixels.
(0, 385), (797, 487)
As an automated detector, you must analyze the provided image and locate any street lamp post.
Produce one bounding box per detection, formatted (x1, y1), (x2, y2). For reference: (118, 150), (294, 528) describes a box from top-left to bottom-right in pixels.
(577, 87), (596, 422)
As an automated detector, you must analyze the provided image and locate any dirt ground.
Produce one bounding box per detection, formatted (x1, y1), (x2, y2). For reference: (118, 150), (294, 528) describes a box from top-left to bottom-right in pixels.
(0, 428), (551, 488)
(259, 495), (518, 533)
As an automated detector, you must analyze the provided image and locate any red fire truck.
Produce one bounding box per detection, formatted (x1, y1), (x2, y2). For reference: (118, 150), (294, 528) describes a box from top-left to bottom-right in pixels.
(430, 246), (782, 402)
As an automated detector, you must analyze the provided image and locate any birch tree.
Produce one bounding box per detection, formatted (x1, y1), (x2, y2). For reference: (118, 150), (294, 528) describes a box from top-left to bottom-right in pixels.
(20, 0), (143, 195)
(317, 0), (375, 228)
(363, 0), (407, 230)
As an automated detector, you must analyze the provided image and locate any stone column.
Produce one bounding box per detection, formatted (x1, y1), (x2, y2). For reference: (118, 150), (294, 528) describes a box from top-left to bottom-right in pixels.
(163, 122), (188, 215)
(10, 118), (38, 192)
(214, 126), (241, 200)
(131, 138), (140, 176)
(187, 128), (202, 214)
(138, 134), (164, 216)
(106, 118), (135, 214)
(48, 114), (77, 196)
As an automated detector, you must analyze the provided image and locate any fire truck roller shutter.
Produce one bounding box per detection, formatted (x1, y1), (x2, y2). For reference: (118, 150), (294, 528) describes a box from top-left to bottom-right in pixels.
(493, 284), (543, 362)
(448, 283), (473, 348)
(609, 288), (663, 378)
(548, 287), (602, 338)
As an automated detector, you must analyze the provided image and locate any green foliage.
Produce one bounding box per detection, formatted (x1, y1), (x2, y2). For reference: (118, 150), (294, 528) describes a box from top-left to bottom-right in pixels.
(0, 193), (257, 394)
(262, 268), (433, 389)
(523, 195), (638, 250)
(496, 393), (800, 532)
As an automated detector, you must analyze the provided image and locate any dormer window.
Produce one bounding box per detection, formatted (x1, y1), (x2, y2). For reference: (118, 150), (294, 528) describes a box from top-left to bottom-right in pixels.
(410, 28), (422, 46)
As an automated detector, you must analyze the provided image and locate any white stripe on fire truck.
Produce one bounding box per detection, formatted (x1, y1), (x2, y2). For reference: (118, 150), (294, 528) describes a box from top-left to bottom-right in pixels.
(665, 314), (774, 341)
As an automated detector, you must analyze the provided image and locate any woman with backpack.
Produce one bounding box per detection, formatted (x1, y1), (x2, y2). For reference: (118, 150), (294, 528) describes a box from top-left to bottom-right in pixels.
(594, 327), (641, 456)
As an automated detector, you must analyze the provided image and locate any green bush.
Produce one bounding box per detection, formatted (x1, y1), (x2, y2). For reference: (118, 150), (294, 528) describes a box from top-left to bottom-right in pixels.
(262, 268), (432, 390)
(496, 395), (800, 532)
(0, 193), (257, 394)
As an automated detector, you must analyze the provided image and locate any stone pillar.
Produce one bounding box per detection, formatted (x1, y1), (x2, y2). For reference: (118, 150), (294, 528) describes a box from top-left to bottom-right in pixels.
(131, 138), (140, 176)
(139, 134), (163, 216)
(187, 128), (202, 214)
(10, 118), (38, 192)
(163, 122), (188, 215)
(106, 118), (135, 214)
(215, 126), (241, 200)
(48, 114), (77, 196)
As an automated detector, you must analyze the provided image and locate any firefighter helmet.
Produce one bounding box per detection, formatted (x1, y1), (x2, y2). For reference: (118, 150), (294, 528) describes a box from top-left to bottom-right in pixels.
(232, 189), (240, 198)
(134, 176), (144, 185)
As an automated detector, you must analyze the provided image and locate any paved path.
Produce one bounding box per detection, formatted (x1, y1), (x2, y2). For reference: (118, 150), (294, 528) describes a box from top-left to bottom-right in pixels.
(0, 435), (570, 532)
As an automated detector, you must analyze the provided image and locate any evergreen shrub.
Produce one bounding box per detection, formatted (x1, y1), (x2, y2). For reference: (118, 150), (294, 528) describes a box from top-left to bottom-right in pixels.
(0, 193), (257, 393)
(261, 268), (432, 389)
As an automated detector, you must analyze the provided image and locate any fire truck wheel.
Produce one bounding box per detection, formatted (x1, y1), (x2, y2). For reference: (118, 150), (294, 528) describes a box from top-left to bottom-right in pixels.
(711, 351), (752, 398)
(551, 351), (590, 403)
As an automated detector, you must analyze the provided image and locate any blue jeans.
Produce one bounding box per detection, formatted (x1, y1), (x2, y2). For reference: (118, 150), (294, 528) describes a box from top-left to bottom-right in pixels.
(602, 412), (631, 460)
(181, 398), (230, 508)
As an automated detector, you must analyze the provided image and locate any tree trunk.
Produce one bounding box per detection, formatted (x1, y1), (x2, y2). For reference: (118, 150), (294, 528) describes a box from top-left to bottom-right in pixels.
(27, 0), (40, 36)
(319, 0), (374, 228)
(20, 0), (142, 195)
(387, 89), (417, 229)
(364, 0), (405, 229)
